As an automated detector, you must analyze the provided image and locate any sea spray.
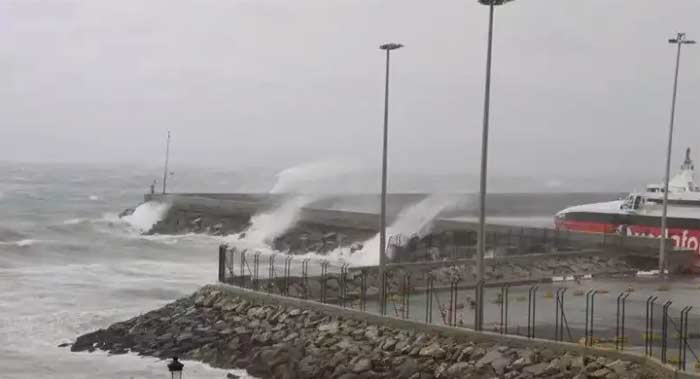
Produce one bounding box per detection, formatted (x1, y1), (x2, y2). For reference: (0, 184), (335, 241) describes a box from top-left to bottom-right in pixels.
(121, 201), (170, 232)
(348, 195), (457, 266)
(0, 239), (36, 247)
(239, 195), (317, 245)
(230, 159), (356, 249)
(269, 159), (361, 194)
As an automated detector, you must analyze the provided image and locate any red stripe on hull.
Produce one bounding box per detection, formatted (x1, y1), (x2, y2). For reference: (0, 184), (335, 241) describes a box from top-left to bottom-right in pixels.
(555, 220), (618, 234)
(556, 218), (700, 254)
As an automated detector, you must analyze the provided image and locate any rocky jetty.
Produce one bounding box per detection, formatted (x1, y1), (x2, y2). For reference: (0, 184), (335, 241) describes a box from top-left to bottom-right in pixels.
(138, 203), (470, 261)
(71, 286), (662, 379)
(148, 209), (251, 236)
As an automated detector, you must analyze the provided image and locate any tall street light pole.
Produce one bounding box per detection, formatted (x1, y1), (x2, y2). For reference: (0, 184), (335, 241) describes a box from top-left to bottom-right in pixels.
(659, 33), (695, 274)
(378, 42), (403, 315)
(475, 0), (513, 331)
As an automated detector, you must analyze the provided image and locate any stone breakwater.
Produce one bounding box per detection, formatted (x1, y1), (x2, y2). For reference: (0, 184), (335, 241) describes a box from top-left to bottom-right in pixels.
(71, 286), (663, 379)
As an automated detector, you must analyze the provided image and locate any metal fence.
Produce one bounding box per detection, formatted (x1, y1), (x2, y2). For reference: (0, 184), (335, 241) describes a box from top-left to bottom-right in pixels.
(384, 228), (579, 263)
(218, 244), (700, 372)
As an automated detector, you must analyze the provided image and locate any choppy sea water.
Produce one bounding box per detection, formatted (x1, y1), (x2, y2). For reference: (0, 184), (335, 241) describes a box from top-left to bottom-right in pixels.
(0, 162), (627, 378)
(0, 163), (250, 379)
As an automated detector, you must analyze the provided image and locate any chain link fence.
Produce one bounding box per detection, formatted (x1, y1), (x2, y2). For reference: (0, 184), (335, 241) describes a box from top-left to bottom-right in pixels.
(218, 243), (700, 373)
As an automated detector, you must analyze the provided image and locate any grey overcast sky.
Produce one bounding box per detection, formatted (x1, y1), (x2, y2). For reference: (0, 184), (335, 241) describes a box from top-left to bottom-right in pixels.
(2, 0), (700, 181)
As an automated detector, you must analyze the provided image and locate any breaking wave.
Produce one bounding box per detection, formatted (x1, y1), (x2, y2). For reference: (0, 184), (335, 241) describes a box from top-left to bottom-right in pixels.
(0, 239), (37, 247)
(269, 159), (360, 194)
(230, 160), (340, 248)
(240, 195), (317, 245)
(62, 218), (88, 225)
(348, 195), (457, 266)
(121, 201), (170, 232)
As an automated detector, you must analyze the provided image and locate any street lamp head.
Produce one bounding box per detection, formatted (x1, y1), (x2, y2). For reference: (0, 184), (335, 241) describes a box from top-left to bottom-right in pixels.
(477, 0), (515, 5)
(379, 43), (403, 51)
(669, 33), (695, 45)
(168, 356), (184, 379)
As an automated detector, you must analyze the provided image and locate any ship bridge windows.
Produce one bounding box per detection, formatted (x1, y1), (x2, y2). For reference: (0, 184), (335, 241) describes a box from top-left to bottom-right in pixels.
(622, 194), (644, 210)
(633, 195), (643, 210)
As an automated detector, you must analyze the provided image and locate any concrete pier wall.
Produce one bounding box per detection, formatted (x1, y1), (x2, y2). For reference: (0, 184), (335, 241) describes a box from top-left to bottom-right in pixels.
(143, 193), (680, 257)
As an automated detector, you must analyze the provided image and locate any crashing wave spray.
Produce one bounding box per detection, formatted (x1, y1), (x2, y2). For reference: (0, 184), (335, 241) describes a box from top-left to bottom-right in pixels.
(121, 201), (170, 232)
(231, 160), (356, 248)
(269, 159), (361, 194)
(348, 194), (456, 266)
(240, 195), (316, 245)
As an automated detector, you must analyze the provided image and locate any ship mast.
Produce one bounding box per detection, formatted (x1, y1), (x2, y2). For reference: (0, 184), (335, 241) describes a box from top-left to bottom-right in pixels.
(681, 147), (694, 171)
(162, 131), (170, 194)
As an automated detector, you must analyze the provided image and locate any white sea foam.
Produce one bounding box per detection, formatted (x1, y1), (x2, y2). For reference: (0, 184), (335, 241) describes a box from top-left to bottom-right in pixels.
(140, 232), (221, 245)
(15, 239), (35, 247)
(232, 160), (345, 247)
(100, 212), (122, 223)
(121, 201), (170, 232)
(348, 195), (456, 266)
(240, 195), (316, 245)
(63, 218), (87, 225)
(227, 195), (457, 267)
(0, 239), (37, 247)
(88, 195), (100, 201)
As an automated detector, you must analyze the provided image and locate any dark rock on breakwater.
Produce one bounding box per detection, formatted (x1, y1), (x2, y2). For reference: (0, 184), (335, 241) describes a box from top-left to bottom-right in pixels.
(72, 286), (661, 379)
(131, 201), (473, 261)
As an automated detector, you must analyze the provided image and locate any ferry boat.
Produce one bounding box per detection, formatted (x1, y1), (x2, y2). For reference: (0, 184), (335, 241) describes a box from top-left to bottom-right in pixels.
(555, 148), (700, 253)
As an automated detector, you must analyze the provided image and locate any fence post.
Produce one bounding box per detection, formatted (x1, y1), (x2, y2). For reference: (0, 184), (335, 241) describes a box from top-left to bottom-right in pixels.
(360, 269), (367, 312)
(425, 275), (434, 324)
(339, 264), (348, 307)
(320, 261), (328, 304)
(401, 273), (410, 319)
(474, 280), (484, 331)
(620, 292), (629, 350)
(456, 278), (463, 326)
(585, 289), (598, 347)
(616, 293), (623, 350)
(381, 270), (389, 316)
(239, 250), (247, 288)
(645, 296), (658, 356)
(559, 288), (568, 342)
(218, 245), (226, 283)
(555, 288), (565, 341)
(267, 254), (275, 294)
(685, 306), (693, 371)
(283, 256), (292, 296)
(253, 252), (261, 291)
(679, 306), (691, 370)
(527, 286), (533, 338)
(500, 285), (510, 334)
(661, 301), (672, 363)
(590, 290), (598, 347)
(301, 259), (309, 299)
(449, 279), (455, 326)
(683, 306), (692, 371)
(527, 285), (539, 339)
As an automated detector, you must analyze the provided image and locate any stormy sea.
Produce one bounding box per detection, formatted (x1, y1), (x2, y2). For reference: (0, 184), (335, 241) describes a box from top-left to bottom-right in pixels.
(0, 163), (252, 379)
(0, 161), (620, 378)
